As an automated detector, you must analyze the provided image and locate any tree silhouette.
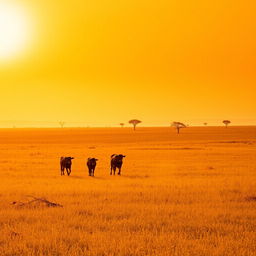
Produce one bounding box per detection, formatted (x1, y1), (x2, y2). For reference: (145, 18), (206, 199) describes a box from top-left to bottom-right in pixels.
(129, 119), (141, 130)
(171, 121), (186, 134)
(59, 121), (65, 128)
(120, 123), (124, 127)
(204, 122), (208, 126)
(223, 120), (231, 128)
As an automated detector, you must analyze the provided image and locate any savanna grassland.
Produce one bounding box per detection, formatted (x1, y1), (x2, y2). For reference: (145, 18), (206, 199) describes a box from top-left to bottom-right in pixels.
(0, 127), (256, 256)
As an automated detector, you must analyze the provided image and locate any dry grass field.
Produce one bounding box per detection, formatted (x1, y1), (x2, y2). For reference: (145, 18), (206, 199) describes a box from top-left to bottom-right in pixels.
(0, 127), (255, 256)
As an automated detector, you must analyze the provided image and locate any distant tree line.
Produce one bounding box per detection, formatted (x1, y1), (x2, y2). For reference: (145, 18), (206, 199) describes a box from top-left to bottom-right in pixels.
(57, 119), (232, 132)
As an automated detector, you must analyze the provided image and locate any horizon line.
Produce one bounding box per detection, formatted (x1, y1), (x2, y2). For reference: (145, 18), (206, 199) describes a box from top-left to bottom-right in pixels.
(0, 124), (256, 129)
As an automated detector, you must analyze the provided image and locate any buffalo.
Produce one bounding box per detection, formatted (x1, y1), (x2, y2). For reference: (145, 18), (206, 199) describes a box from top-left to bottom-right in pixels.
(87, 158), (98, 177)
(60, 157), (74, 176)
(110, 154), (126, 175)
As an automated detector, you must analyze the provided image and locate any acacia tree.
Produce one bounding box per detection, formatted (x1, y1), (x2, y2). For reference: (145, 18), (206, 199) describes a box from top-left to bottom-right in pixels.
(204, 122), (208, 126)
(223, 120), (231, 128)
(129, 119), (142, 130)
(120, 123), (125, 127)
(171, 121), (186, 134)
(59, 121), (65, 128)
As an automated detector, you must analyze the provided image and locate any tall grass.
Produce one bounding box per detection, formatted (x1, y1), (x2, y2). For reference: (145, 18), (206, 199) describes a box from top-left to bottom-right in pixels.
(0, 127), (255, 255)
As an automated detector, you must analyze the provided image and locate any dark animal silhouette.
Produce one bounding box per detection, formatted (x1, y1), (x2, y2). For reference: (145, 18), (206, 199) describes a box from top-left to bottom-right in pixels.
(60, 157), (74, 176)
(110, 154), (126, 175)
(87, 158), (98, 177)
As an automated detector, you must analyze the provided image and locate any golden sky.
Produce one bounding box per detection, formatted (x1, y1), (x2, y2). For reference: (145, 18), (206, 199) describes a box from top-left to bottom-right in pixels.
(0, 0), (255, 126)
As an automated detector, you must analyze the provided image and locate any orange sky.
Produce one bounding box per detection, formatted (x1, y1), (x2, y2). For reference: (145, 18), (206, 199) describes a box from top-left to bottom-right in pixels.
(0, 0), (255, 127)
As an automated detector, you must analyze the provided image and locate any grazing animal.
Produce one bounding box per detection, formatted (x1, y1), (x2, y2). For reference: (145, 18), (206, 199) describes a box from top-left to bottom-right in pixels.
(60, 157), (74, 176)
(87, 158), (98, 177)
(110, 154), (126, 175)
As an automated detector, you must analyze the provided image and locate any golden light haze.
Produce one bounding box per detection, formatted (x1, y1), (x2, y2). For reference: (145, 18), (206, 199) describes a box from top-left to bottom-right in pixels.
(0, 0), (255, 126)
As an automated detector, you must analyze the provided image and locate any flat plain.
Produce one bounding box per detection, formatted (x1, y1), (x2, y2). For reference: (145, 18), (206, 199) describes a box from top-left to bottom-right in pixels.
(0, 126), (255, 256)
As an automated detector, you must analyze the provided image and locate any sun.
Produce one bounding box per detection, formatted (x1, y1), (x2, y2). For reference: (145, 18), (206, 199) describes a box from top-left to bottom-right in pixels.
(0, 2), (31, 60)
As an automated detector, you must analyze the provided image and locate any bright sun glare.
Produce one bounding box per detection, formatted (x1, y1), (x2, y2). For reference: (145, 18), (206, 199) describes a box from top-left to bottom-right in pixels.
(0, 2), (30, 60)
